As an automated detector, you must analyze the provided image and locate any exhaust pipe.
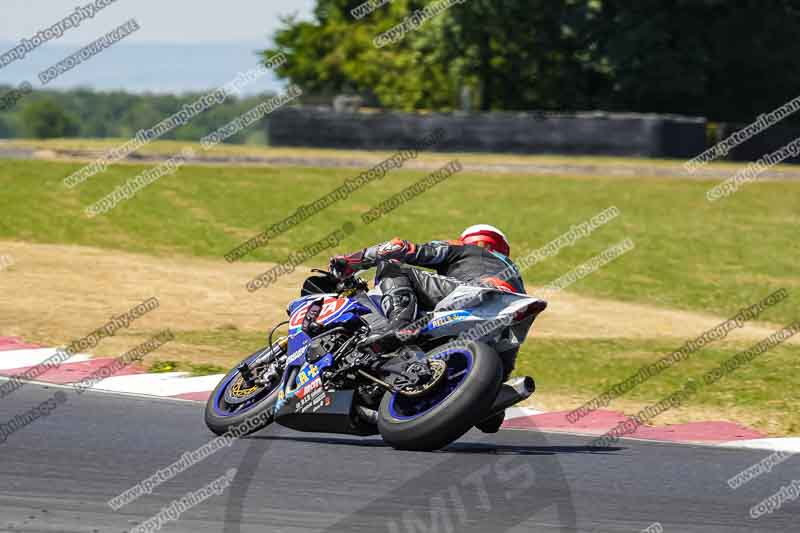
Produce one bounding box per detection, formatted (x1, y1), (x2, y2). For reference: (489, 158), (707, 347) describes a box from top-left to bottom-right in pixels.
(486, 376), (535, 417)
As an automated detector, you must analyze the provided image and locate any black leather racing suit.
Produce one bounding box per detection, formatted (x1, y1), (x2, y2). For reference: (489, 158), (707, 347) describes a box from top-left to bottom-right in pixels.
(336, 238), (527, 377)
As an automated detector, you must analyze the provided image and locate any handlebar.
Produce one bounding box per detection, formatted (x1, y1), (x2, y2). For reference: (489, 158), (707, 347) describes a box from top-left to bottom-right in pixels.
(311, 269), (369, 294)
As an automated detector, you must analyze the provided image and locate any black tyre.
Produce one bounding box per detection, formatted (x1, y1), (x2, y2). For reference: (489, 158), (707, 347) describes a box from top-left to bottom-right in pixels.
(377, 341), (503, 451)
(204, 345), (282, 436)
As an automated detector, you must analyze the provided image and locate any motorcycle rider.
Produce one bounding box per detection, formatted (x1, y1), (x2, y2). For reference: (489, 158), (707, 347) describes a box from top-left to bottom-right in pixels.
(330, 224), (539, 433)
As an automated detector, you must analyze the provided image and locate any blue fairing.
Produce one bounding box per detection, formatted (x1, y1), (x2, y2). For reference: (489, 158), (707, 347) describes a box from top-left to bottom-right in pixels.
(287, 294), (326, 315)
(286, 294), (370, 328)
(285, 293), (371, 367)
(213, 293), (371, 419)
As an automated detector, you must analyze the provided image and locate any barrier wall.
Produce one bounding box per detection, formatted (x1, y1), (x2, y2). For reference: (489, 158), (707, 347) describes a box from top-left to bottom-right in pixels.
(716, 122), (800, 164)
(268, 107), (707, 159)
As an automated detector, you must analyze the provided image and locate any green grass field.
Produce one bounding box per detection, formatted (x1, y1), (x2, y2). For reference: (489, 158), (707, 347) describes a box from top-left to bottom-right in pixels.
(1, 149), (798, 433)
(1, 157), (797, 321)
(516, 338), (800, 435)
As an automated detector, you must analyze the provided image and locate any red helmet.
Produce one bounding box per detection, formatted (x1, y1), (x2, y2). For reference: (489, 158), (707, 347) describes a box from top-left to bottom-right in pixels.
(460, 224), (510, 256)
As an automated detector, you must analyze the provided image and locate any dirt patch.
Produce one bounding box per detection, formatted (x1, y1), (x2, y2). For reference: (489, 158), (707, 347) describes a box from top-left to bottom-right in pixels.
(533, 290), (795, 344)
(0, 241), (310, 365)
(0, 241), (793, 364)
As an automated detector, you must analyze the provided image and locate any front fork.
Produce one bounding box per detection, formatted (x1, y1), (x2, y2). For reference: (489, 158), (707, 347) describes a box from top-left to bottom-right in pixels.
(240, 337), (289, 388)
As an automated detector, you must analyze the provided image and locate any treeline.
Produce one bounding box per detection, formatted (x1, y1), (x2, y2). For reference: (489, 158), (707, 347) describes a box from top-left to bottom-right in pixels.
(0, 86), (275, 142)
(264, 0), (800, 122)
(3, 1), (798, 142)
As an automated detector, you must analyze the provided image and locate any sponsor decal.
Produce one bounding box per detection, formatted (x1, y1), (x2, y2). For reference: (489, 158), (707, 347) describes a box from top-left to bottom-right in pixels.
(295, 378), (328, 414)
(428, 311), (470, 329)
(288, 297), (348, 329)
(295, 364), (321, 389)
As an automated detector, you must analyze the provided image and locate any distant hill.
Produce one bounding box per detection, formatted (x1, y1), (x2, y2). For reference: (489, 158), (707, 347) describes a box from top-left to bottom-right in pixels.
(0, 41), (283, 95)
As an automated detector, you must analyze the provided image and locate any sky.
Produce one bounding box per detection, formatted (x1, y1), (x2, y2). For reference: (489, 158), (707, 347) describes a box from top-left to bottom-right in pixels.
(0, 0), (315, 44)
(0, 0), (317, 94)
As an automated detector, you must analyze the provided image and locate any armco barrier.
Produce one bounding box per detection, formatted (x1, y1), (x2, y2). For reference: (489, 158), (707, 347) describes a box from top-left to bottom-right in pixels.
(716, 122), (800, 165)
(268, 107), (707, 159)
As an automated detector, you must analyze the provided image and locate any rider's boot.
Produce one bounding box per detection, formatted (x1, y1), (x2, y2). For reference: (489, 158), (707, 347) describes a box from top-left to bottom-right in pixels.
(359, 276), (420, 352)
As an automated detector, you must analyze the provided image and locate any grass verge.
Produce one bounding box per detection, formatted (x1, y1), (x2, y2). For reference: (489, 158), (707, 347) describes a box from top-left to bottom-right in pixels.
(516, 337), (800, 436)
(0, 158), (797, 323)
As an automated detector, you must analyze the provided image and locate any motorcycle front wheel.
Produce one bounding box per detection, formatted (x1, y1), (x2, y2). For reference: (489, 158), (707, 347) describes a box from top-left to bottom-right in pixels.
(204, 342), (284, 436)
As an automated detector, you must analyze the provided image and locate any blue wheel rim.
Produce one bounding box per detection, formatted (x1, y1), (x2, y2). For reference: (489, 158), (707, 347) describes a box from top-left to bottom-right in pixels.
(212, 348), (280, 418)
(388, 348), (474, 421)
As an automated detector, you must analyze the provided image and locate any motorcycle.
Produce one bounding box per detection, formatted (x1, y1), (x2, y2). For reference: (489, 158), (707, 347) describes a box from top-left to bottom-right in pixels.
(205, 268), (547, 451)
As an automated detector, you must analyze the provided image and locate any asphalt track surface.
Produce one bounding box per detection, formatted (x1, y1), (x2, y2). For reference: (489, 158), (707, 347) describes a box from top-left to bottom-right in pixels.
(1, 383), (798, 532)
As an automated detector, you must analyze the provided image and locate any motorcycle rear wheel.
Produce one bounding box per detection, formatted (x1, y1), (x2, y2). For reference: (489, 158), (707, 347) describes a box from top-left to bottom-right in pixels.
(377, 341), (503, 451)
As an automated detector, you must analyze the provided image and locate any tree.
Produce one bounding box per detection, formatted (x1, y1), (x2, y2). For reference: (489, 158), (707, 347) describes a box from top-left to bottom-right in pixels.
(263, 0), (800, 120)
(264, 0), (593, 111)
(0, 115), (11, 138)
(21, 98), (79, 138)
(264, 0), (457, 111)
(438, 0), (594, 111)
(586, 0), (800, 121)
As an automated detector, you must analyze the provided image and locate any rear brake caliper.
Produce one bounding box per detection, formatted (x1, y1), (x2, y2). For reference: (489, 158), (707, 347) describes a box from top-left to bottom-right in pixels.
(397, 359), (447, 397)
